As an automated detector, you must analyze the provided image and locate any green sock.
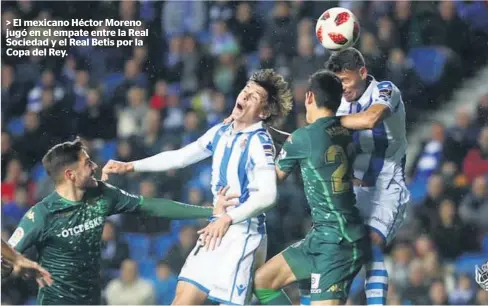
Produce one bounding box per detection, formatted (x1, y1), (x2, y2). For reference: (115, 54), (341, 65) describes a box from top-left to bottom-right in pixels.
(254, 288), (292, 305)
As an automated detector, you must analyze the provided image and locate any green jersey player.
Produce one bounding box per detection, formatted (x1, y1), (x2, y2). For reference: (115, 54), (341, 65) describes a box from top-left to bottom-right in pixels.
(253, 71), (370, 305)
(7, 138), (229, 305)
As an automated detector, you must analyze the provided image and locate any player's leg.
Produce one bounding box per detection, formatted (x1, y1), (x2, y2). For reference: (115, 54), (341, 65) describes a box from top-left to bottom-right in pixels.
(172, 280), (208, 305)
(254, 238), (313, 305)
(358, 183), (408, 306)
(253, 252), (296, 305)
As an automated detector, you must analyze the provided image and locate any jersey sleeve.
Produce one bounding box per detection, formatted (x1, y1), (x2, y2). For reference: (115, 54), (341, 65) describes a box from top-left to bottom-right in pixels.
(373, 81), (400, 112)
(8, 205), (46, 253)
(276, 128), (310, 173)
(196, 123), (228, 154)
(249, 131), (276, 170)
(101, 182), (144, 215)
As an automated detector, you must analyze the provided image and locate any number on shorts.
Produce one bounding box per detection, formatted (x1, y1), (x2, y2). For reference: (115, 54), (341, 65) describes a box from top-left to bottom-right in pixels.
(325, 145), (351, 194)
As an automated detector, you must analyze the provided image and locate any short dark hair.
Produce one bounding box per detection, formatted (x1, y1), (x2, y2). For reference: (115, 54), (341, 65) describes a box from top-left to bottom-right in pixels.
(308, 70), (343, 113)
(42, 138), (86, 183)
(325, 47), (365, 72)
(249, 69), (293, 125)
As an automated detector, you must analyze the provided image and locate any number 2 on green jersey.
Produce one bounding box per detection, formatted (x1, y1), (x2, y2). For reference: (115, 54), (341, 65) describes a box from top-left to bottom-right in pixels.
(325, 145), (351, 194)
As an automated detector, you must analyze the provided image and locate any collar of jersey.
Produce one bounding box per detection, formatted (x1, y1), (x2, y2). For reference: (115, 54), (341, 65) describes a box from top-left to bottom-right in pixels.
(229, 121), (265, 135)
(355, 75), (377, 104)
(50, 191), (85, 209)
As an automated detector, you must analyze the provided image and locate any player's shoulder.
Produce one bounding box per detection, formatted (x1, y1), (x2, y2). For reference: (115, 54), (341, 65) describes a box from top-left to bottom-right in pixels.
(288, 126), (311, 145)
(27, 196), (53, 220)
(374, 80), (401, 95)
(208, 122), (232, 135)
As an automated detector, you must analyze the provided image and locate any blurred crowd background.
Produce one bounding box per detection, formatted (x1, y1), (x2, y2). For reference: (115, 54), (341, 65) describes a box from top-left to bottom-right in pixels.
(2, 0), (488, 305)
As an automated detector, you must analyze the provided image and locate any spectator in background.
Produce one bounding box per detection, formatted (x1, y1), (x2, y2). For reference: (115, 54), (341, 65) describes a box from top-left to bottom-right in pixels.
(101, 221), (129, 286)
(139, 109), (164, 156)
(2, 188), (29, 226)
(111, 59), (147, 108)
(463, 127), (488, 183)
(162, 0), (206, 37)
(2, 64), (27, 120)
(445, 107), (478, 164)
(164, 36), (184, 84)
(402, 259), (430, 305)
(164, 225), (198, 273)
(430, 198), (472, 260)
(359, 32), (385, 79)
(117, 87), (149, 138)
(206, 90), (227, 127)
(212, 52), (247, 98)
(208, 0), (234, 25)
(385, 242), (414, 291)
(291, 34), (325, 84)
(68, 68), (91, 113)
(149, 80), (168, 111)
(428, 279), (449, 305)
(416, 174), (445, 230)
(210, 20), (239, 57)
(264, 1), (297, 59)
(376, 16), (400, 53)
(152, 260), (177, 305)
(449, 274), (477, 305)
(231, 2), (262, 55)
(409, 122), (445, 182)
(1, 159), (27, 202)
(27, 69), (64, 113)
(78, 88), (117, 141)
(1, 132), (15, 179)
(181, 35), (208, 96)
(459, 176), (488, 232)
(181, 109), (201, 146)
(105, 259), (155, 305)
(13, 112), (46, 170)
(162, 91), (185, 132)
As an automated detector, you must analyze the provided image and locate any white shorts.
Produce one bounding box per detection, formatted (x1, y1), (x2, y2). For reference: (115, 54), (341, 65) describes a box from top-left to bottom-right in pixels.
(178, 222), (267, 305)
(355, 178), (410, 244)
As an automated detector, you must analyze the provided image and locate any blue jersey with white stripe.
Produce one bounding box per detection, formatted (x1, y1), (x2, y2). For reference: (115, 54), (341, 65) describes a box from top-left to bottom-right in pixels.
(336, 76), (408, 186)
(196, 122), (275, 233)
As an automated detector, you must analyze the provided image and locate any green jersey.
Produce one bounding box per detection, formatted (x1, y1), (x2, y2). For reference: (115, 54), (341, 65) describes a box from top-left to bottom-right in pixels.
(277, 117), (365, 243)
(8, 181), (142, 305)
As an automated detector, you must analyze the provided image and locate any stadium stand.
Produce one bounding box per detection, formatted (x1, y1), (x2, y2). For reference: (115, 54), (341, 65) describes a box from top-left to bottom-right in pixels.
(2, 1), (487, 305)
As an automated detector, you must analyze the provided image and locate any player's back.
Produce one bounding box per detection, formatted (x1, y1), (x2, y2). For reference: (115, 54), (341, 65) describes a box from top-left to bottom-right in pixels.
(297, 116), (365, 243)
(337, 77), (408, 187)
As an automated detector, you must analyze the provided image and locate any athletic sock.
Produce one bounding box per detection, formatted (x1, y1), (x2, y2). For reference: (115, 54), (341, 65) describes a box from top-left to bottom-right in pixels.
(364, 245), (388, 306)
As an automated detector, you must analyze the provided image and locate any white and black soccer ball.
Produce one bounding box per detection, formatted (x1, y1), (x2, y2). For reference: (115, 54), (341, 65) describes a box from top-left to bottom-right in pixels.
(315, 7), (360, 51)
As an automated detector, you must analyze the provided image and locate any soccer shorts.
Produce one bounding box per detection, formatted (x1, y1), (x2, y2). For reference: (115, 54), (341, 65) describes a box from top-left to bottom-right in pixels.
(178, 222), (267, 305)
(355, 177), (410, 244)
(283, 228), (370, 302)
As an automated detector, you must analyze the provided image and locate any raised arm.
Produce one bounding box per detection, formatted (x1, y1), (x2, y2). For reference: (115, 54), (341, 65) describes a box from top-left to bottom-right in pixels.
(102, 124), (225, 179)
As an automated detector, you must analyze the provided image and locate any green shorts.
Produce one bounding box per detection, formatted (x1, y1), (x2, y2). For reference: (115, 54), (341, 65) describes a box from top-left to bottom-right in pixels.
(282, 228), (370, 302)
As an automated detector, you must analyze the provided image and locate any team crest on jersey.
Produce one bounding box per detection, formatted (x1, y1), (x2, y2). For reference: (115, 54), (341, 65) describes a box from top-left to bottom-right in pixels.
(26, 210), (35, 222)
(8, 227), (24, 247)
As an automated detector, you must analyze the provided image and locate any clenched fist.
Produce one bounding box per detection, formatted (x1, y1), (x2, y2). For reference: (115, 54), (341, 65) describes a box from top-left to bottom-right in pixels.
(101, 160), (134, 181)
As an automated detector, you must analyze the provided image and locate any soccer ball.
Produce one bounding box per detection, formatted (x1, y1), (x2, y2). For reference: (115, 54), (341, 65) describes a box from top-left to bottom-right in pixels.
(315, 7), (360, 51)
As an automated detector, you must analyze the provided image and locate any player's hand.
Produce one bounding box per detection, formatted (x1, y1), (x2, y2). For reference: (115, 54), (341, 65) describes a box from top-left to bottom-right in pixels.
(197, 214), (232, 251)
(13, 255), (53, 288)
(101, 160), (134, 181)
(223, 115), (234, 125)
(213, 186), (240, 215)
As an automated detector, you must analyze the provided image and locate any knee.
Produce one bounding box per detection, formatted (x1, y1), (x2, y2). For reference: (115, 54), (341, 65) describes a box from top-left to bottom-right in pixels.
(369, 230), (385, 248)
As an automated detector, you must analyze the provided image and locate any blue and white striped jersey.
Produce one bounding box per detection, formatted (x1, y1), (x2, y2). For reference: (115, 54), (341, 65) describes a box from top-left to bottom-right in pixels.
(196, 121), (275, 233)
(336, 76), (408, 187)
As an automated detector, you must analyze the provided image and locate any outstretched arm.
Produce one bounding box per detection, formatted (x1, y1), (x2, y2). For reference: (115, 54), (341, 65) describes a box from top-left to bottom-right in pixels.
(102, 124), (224, 179)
